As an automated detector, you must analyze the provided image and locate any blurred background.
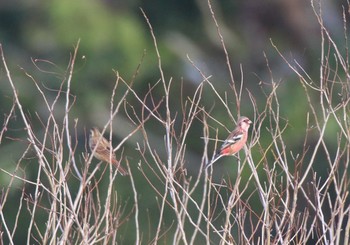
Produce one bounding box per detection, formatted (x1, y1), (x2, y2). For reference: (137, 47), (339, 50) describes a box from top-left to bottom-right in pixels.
(0, 0), (348, 243)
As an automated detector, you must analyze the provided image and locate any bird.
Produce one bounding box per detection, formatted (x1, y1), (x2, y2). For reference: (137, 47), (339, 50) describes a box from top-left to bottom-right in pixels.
(206, 116), (252, 168)
(89, 127), (128, 176)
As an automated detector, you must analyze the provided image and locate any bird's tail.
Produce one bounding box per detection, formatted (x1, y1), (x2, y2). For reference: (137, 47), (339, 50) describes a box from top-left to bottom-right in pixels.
(205, 153), (222, 169)
(112, 159), (129, 176)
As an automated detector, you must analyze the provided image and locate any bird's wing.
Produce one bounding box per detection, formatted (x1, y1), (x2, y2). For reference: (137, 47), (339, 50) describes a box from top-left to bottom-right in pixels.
(220, 130), (244, 150)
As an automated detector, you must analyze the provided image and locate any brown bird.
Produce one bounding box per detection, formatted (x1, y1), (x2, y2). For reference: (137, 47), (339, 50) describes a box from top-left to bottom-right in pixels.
(89, 127), (128, 176)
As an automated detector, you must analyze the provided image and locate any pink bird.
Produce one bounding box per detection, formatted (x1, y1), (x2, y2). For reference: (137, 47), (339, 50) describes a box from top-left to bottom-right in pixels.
(206, 116), (252, 168)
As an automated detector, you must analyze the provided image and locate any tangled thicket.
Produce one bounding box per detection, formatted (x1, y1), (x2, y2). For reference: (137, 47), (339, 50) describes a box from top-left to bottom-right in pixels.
(0, 1), (349, 244)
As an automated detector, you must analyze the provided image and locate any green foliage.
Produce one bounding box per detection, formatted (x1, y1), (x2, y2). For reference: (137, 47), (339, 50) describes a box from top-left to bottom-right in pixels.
(0, 0), (349, 244)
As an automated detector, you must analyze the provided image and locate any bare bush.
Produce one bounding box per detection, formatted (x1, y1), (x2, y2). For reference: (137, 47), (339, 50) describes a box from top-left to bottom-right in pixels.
(0, 1), (349, 244)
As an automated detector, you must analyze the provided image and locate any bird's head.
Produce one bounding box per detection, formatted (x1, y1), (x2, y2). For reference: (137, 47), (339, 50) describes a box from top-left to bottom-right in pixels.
(238, 116), (252, 131)
(90, 127), (101, 138)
